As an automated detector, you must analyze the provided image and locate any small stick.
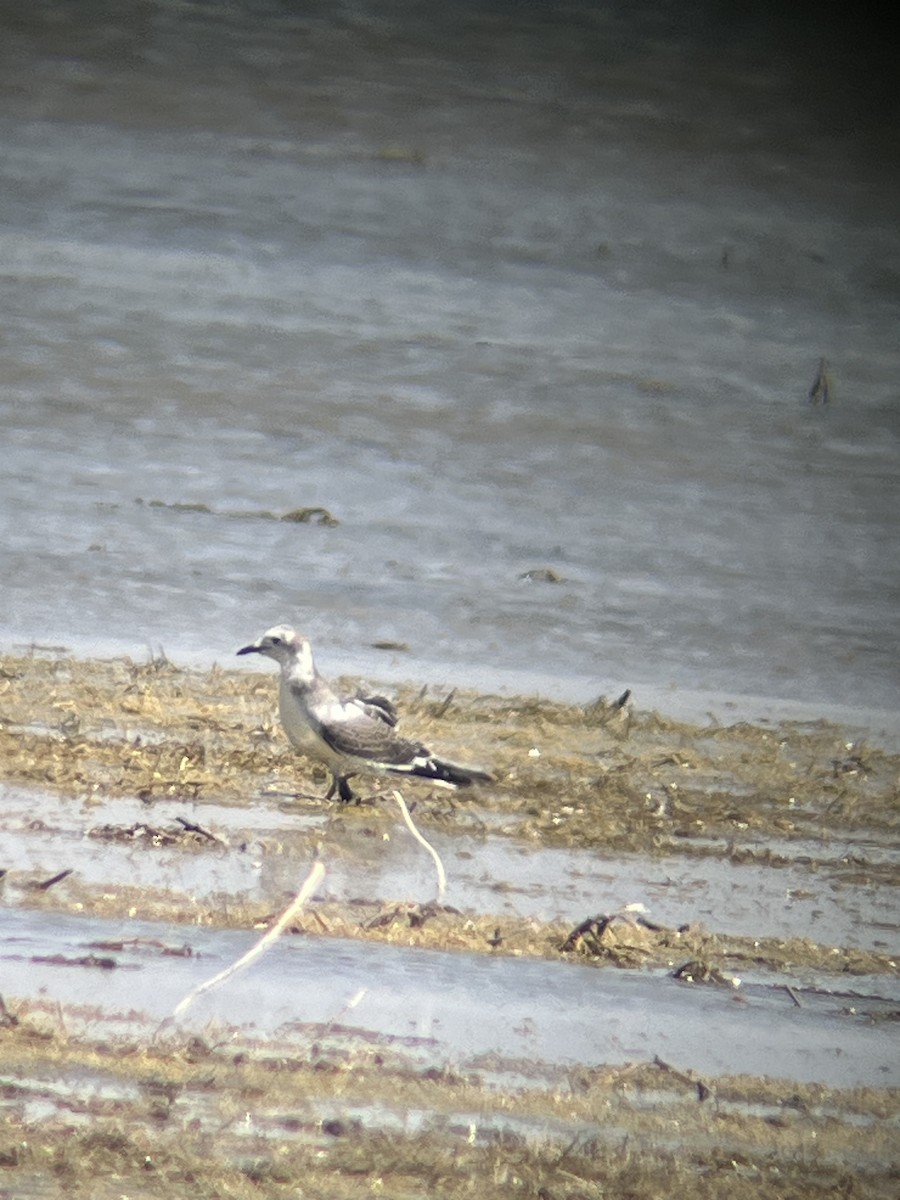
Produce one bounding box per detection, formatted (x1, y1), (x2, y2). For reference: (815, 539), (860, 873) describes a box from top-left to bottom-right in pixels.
(653, 1054), (708, 1098)
(391, 790), (446, 902)
(0, 995), (19, 1028)
(175, 815), (228, 847)
(30, 869), (74, 891)
(808, 356), (830, 404)
(166, 860), (325, 1022)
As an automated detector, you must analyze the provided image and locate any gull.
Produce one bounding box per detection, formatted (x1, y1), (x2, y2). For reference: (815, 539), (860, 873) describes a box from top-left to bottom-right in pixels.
(237, 625), (492, 802)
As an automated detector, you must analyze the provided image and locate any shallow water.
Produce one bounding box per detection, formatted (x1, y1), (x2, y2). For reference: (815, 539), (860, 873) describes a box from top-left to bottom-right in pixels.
(2, 906), (896, 1090)
(3, 783), (897, 953)
(1, 0), (898, 717)
(2, 770), (898, 1096)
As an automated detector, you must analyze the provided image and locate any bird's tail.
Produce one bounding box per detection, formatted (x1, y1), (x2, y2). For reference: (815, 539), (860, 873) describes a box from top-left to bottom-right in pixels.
(391, 756), (492, 789)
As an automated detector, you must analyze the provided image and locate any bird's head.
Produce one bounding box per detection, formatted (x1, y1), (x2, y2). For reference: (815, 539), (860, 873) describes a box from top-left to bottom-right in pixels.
(237, 625), (307, 666)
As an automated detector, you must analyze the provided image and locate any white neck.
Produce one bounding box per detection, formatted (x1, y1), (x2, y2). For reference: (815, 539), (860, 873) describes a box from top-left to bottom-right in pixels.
(283, 639), (318, 690)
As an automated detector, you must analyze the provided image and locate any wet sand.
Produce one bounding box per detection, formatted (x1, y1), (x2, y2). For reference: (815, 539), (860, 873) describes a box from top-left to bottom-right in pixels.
(0, 648), (898, 1197)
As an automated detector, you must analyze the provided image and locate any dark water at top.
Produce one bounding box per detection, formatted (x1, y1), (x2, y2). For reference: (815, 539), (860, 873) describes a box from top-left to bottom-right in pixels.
(2, 1), (898, 719)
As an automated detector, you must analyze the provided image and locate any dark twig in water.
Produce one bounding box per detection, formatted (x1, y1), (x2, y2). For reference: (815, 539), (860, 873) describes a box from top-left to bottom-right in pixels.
(175, 815), (228, 847)
(808, 356), (830, 404)
(653, 1055), (712, 1102)
(28, 868), (74, 891)
(87, 937), (193, 957)
(561, 910), (671, 953)
(560, 913), (614, 952)
(31, 953), (119, 970)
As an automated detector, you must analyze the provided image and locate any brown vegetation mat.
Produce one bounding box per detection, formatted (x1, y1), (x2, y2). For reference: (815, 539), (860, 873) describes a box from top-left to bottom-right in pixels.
(1, 649), (898, 979)
(1, 1007), (898, 1200)
(1, 649), (897, 853)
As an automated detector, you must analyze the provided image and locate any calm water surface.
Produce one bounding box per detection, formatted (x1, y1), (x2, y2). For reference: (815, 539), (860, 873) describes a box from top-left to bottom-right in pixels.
(2, 1), (898, 718)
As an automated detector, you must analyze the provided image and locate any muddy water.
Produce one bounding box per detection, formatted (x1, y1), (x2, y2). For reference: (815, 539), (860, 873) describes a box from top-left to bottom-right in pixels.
(2, 2), (899, 721)
(1, 905), (897, 1091)
(1, 750), (898, 1093)
(2, 784), (897, 953)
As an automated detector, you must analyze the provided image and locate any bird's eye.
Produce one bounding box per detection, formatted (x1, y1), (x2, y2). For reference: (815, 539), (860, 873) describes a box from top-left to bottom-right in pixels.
(270, 636), (282, 646)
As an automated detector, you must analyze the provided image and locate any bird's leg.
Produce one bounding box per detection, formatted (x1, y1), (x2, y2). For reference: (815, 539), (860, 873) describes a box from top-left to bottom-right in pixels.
(331, 774), (358, 804)
(339, 775), (360, 804)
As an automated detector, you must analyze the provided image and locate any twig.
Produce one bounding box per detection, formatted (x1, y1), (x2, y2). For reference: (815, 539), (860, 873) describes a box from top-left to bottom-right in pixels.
(654, 1054), (711, 1101)
(391, 790), (446, 902)
(164, 859), (325, 1024)
(808, 356), (830, 405)
(29, 869), (74, 891)
(0, 995), (19, 1028)
(175, 815), (229, 847)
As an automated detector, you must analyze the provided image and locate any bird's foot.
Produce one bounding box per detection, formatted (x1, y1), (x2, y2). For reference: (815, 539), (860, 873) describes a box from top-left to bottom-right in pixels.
(325, 774), (363, 804)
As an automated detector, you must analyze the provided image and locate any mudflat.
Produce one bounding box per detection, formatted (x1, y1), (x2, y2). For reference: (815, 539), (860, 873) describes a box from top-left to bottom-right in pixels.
(0, 649), (897, 1198)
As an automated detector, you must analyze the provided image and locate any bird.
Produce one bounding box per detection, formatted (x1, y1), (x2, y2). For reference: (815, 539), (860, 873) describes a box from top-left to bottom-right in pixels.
(236, 625), (492, 803)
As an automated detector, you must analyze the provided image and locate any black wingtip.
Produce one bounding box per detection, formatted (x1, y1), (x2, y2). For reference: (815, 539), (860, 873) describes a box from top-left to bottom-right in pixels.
(410, 758), (492, 788)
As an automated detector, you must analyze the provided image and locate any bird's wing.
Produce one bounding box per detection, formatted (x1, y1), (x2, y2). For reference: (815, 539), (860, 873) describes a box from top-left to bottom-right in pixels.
(347, 691), (399, 728)
(314, 702), (425, 766)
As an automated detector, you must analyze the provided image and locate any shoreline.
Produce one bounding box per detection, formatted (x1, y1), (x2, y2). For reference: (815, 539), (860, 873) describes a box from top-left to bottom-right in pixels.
(1, 645), (897, 968)
(1, 644), (898, 1197)
(4, 634), (899, 747)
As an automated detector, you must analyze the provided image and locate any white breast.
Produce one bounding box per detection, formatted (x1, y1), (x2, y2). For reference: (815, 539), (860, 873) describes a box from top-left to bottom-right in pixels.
(277, 675), (345, 771)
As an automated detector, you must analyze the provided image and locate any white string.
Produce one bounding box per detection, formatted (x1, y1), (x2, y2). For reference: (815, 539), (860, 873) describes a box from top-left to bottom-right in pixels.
(391, 789), (446, 902)
(167, 859), (326, 1021)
